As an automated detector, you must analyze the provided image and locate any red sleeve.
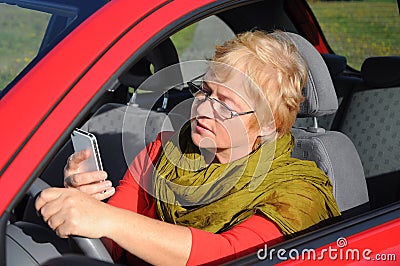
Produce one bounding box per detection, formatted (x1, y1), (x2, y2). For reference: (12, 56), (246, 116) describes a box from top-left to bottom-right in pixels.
(187, 213), (284, 265)
(107, 131), (173, 214)
(106, 131), (172, 261)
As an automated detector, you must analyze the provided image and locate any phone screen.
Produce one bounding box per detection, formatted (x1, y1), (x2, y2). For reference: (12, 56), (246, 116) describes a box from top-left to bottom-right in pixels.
(71, 129), (103, 172)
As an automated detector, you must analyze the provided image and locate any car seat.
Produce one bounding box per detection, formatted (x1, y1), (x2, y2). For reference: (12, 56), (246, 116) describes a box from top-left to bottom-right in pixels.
(340, 56), (400, 178)
(338, 56), (400, 208)
(287, 32), (369, 216)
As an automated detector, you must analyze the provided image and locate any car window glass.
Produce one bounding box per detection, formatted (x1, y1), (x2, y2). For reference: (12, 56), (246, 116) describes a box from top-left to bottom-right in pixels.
(0, 4), (51, 90)
(308, 0), (400, 70)
(171, 15), (235, 61)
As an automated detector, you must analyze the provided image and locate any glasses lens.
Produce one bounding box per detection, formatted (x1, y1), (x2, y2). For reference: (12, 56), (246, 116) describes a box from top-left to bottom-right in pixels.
(188, 80), (233, 119)
(212, 100), (232, 119)
(188, 83), (195, 95)
(188, 83), (204, 98)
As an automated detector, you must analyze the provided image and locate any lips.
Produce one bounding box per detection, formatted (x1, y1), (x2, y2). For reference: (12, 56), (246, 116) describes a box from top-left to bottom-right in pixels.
(195, 119), (213, 133)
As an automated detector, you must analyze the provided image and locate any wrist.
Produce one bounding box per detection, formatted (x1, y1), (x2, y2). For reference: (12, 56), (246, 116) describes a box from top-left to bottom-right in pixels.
(98, 204), (135, 241)
(98, 203), (120, 239)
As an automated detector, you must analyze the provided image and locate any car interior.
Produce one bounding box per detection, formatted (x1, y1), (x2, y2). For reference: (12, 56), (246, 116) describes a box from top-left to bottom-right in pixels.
(6, 0), (400, 265)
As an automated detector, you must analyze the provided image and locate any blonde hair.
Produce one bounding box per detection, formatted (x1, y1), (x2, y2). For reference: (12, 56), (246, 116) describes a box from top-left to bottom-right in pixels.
(211, 30), (308, 138)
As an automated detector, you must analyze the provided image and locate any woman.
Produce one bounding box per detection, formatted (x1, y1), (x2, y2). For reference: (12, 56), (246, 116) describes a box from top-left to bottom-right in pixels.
(36, 30), (341, 265)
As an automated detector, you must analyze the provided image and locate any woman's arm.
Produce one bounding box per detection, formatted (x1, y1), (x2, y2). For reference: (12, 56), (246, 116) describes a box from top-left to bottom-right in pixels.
(187, 213), (283, 265)
(35, 188), (191, 265)
(107, 131), (172, 213)
(36, 131), (191, 265)
(36, 188), (282, 266)
(105, 205), (192, 265)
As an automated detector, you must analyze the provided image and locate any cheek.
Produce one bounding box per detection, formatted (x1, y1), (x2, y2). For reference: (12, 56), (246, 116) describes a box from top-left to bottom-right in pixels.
(216, 119), (249, 145)
(214, 122), (230, 140)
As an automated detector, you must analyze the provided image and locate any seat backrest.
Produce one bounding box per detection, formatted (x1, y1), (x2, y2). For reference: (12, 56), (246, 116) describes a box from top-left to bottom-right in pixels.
(286, 32), (369, 214)
(338, 56), (400, 209)
(339, 56), (400, 178)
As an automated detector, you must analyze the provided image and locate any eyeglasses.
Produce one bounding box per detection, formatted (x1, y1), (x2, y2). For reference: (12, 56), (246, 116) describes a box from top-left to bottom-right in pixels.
(187, 74), (255, 120)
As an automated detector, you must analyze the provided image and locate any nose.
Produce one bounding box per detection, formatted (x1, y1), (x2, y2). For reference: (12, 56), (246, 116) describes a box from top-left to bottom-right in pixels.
(192, 98), (215, 119)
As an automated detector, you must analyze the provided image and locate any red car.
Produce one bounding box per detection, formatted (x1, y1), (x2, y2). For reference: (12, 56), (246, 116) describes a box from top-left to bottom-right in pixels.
(1, 0), (399, 265)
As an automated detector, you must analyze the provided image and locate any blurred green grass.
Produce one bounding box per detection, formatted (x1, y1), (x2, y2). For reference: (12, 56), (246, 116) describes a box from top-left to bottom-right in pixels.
(0, 4), (50, 89)
(309, 0), (399, 69)
(171, 23), (198, 57)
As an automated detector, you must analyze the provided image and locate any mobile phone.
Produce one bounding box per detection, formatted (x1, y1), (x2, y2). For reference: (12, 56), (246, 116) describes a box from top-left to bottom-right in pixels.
(71, 128), (103, 172)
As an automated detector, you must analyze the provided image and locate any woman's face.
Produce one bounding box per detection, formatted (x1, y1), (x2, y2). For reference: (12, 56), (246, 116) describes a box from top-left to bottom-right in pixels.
(190, 70), (260, 159)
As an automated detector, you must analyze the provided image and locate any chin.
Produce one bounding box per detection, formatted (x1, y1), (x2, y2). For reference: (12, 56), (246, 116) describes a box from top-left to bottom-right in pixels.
(191, 131), (215, 150)
(191, 132), (200, 147)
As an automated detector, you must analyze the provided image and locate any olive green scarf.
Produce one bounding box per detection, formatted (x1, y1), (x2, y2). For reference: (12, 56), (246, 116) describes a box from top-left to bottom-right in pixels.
(153, 125), (340, 234)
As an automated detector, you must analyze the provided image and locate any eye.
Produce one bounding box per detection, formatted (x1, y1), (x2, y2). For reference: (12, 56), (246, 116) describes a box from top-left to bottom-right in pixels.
(201, 82), (212, 96)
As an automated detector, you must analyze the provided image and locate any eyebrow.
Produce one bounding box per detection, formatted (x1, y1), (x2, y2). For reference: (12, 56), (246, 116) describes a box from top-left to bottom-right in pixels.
(204, 81), (235, 102)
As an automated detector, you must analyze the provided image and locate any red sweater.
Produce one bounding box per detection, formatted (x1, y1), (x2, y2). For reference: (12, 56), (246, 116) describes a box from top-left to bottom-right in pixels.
(107, 132), (283, 265)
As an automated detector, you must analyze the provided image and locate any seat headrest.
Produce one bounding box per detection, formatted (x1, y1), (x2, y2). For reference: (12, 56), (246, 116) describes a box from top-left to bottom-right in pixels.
(361, 56), (400, 88)
(286, 32), (338, 118)
(120, 38), (182, 89)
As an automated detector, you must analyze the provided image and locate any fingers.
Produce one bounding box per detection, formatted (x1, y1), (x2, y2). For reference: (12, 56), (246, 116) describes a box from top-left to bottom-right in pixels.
(65, 150), (90, 172)
(54, 222), (72, 239)
(92, 187), (116, 201)
(45, 197), (81, 238)
(64, 171), (115, 200)
(39, 194), (78, 238)
(77, 180), (113, 195)
(36, 188), (84, 238)
(35, 188), (110, 239)
(35, 188), (64, 213)
(63, 150), (91, 179)
(50, 220), (69, 238)
(64, 171), (107, 188)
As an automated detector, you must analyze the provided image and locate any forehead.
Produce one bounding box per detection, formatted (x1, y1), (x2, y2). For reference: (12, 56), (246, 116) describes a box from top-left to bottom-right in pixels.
(204, 68), (250, 97)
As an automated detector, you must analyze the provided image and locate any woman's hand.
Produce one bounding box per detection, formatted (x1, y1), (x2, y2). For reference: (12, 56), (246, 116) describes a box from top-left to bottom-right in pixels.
(35, 187), (192, 266)
(35, 187), (114, 239)
(64, 150), (115, 200)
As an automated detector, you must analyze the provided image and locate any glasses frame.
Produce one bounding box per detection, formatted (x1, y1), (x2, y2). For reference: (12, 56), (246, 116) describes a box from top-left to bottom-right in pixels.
(187, 74), (255, 120)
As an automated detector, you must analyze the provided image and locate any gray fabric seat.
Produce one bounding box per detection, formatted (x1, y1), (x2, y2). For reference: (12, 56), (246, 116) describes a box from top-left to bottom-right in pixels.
(287, 33), (369, 214)
(339, 56), (400, 178)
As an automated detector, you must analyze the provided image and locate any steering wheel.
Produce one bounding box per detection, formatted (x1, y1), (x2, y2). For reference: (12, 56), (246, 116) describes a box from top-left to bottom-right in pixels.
(28, 178), (114, 263)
